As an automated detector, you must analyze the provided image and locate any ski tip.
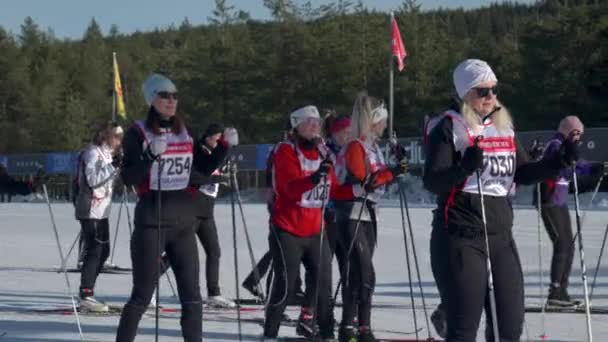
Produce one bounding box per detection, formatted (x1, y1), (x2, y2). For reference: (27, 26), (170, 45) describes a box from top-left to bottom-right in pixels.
(539, 334), (548, 340)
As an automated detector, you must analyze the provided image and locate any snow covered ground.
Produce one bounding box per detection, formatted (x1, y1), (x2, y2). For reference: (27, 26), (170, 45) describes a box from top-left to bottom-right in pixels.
(1, 202), (608, 341)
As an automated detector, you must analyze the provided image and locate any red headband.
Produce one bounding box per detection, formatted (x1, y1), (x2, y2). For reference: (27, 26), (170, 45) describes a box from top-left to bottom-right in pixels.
(329, 117), (351, 134)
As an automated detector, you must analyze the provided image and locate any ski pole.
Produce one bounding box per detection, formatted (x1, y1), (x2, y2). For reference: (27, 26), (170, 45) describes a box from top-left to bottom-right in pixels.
(475, 167), (500, 342)
(311, 174), (330, 341)
(572, 175), (604, 245)
(398, 179), (432, 340)
(233, 172), (266, 302)
(155, 158), (163, 342)
(590, 223), (608, 301)
(536, 183), (547, 339)
(397, 179), (419, 340)
(60, 232), (82, 272)
(572, 164), (594, 342)
(109, 188), (125, 265)
(43, 184), (84, 341)
(229, 161), (243, 341)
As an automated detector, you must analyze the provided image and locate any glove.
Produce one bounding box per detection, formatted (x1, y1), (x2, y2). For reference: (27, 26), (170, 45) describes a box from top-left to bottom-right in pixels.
(364, 171), (380, 193)
(528, 140), (545, 160)
(461, 144), (484, 173)
(390, 159), (408, 177)
(145, 135), (168, 160)
(311, 159), (333, 185)
(224, 127), (239, 147)
(111, 151), (123, 168)
(559, 138), (579, 167)
(389, 138), (407, 161)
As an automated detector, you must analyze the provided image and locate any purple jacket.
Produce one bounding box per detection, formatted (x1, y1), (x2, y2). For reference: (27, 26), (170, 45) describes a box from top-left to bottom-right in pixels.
(541, 134), (595, 206)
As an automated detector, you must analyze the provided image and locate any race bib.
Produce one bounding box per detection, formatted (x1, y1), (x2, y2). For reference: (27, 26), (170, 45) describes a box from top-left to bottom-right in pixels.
(299, 180), (330, 208)
(150, 152), (192, 190)
(462, 135), (516, 196)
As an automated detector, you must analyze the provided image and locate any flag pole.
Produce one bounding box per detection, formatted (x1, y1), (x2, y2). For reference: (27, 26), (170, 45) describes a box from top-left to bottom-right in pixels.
(389, 12), (395, 140)
(112, 52), (117, 122)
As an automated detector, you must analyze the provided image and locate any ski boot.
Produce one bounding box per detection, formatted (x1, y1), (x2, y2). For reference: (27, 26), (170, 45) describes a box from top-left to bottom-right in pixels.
(208, 295), (237, 308)
(358, 325), (377, 342)
(338, 324), (358, 342)
(431, 305), (447, 338)
(547, 286), (581, 307)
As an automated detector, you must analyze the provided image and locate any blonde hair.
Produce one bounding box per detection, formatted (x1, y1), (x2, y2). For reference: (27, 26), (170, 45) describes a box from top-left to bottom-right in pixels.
(462, 100), (513, 134)
(350, 92), (384, 140)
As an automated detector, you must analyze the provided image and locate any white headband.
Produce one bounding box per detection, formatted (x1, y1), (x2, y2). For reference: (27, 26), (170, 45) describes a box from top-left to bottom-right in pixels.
(289, 105), (320, 128)
(453, 59), (497, 99)
(370, 103), (388, 124)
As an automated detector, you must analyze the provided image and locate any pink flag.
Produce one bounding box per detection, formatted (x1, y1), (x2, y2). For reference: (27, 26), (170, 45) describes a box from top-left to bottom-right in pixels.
(391, 16), (407, 71)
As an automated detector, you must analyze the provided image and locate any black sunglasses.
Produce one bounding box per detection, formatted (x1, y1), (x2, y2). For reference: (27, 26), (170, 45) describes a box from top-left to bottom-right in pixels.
(474, 86), (498, 98)
(157, 91), (178, 100)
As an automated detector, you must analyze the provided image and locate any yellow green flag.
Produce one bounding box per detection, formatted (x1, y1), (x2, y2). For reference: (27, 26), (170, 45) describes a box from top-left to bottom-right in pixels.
(113, 53), (127, 119)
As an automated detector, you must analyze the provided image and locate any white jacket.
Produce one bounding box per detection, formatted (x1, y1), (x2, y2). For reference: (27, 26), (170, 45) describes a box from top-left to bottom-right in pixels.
(75, 144), (118, 220)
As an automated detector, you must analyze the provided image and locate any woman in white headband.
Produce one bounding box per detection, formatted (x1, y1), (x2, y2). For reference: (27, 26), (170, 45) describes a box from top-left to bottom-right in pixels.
(423, 59), (577, 342)
(333, 92), (408, 342)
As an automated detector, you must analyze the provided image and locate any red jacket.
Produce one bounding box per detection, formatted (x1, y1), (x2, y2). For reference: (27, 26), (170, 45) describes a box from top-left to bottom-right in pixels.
(271, 141), (352, 237)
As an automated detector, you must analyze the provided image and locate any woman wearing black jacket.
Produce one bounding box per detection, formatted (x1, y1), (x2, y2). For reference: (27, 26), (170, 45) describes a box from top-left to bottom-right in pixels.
(423, 59), (576, 342)
(116, 73), (208, 342)
(192, 123), (238, 307)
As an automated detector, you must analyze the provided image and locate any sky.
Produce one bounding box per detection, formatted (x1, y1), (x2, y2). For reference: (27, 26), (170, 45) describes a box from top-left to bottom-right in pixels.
(0, 0), (536, 39)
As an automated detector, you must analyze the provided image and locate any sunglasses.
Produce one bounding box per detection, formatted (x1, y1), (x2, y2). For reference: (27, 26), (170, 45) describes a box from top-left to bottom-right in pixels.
(157, 91), (178, 100)
(474, 86), (498, 98)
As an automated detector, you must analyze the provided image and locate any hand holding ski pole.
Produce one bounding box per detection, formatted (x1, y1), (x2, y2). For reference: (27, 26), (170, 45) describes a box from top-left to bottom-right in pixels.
(388, 131), (407, 161)
(223, 127), (239, 147)
(528, 139), (545, 161)
(111, 150), (124, 168)
(461, 137), (484, 173)
(311, 159), (332, 185)
(145, 135), (167, 161)
(390, 159), (409, 177)
(559, 135), (579, 167)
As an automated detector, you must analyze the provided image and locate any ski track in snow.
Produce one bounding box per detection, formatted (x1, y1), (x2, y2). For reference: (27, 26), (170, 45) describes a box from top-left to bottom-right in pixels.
(1, 202), (608, 341)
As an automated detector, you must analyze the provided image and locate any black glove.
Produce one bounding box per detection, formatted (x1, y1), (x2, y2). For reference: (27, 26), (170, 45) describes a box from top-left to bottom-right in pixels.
(311, 159), (333, 185)
(461, 144), (484, 173)
(390, 159), (408, 177)
(364, 172), (380, 193)
(389, 140), (407, 161)
(112, 152), (123, 168)
(528, 140), (545, 160)
(559, 138), (579, 167)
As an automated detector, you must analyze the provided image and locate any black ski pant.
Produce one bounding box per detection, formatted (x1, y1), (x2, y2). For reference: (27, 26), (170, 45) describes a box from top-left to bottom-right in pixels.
(243, 250), (272, 288)
(79, 218), (110, 297)
(430, 214), (449, 314)
(325, 208), (347, 285)
(541, 204), (574, 290)
(340, 217), (376, 328)
(195, 216), (222, 297)
(243, 248), (304, 299)
(157, 216), (222, 297)
(431, 225), (524, 342)
(116, 226), (202, 342)
(264, 226), (332, 338)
